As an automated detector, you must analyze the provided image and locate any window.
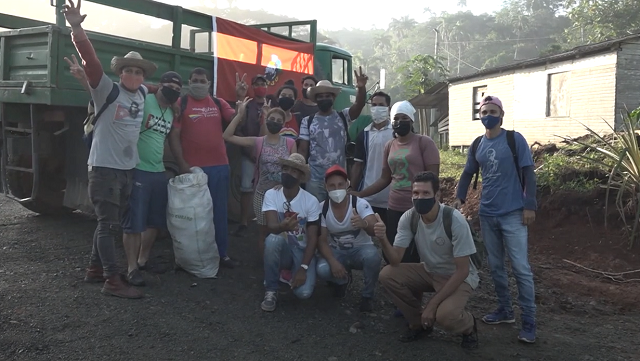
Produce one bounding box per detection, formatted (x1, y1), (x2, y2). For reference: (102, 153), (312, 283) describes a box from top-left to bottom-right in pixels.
(332, 57), (348, 85)
(547, 72), (570, 117)
(472, 85), (488, 120)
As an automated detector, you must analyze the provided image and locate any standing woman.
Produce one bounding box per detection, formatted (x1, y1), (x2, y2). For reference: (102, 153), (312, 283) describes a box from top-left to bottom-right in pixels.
(260, 84), (300, 140)
(223, 98), (296, 256)
(352, 100), (440, 263)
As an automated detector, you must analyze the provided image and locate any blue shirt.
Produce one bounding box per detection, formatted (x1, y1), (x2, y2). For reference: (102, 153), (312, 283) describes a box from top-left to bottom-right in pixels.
(470, 130), (533, 216)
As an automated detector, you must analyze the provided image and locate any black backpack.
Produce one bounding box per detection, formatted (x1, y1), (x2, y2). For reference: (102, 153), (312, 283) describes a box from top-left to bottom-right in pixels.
(83, 83), (146, 149)
(470, 130), (524, 190)
(408, 205), (485, 269)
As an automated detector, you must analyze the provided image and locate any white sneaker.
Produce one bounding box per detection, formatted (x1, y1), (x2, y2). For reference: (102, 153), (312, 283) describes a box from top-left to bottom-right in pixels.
(261, 291), (277, 312)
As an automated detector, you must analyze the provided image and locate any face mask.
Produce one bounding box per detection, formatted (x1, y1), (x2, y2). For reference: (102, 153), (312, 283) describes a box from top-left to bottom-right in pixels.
(266, 121), (283, 135)
(281, 172), (298, 189)
(189, 83), (210, 100)
(393, 121), (412, 137)
(413, 197), (436, 215)
(278, 97), (295, 111)
(328, 189), (347, 203)
(371, 106), (389, 124)
(254, 87), (267, 97)
(160, 86), (181, 104)
(121, 73), (144, 92)
(317, 98), (333, 112)
(302, 88), (309, 99)
(481, 115), (501, 129)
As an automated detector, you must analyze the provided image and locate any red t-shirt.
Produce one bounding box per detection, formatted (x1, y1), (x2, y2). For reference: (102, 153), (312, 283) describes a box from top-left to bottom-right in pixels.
(173, 96), (236, 167)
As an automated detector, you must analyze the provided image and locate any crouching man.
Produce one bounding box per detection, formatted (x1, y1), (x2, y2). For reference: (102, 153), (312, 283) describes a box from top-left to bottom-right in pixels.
(316, 165), (381, 312)
(261, 153), (321, 312)
(377, 171), (479, 349)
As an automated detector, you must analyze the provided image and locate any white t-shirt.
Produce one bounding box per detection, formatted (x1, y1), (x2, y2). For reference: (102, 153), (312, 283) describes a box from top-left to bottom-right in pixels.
(321, 196), (375, 248)
(394, 204), (480, 289)
(354, 123), (394, 208)
(262, 187), (321, 249)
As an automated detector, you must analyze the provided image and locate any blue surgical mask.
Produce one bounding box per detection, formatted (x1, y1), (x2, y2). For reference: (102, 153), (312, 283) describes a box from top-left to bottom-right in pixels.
(481, 115), (500, 129)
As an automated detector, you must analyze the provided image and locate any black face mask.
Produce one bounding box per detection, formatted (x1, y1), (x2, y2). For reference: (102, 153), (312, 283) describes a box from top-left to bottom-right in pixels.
(302, 88), (309, 99)
(278, 97), (295, 111)
(266, 122), (283, 134)
(317, 99), (334, 112)
(413, 197), (436, 215)
(393, 121), (412, 137)
(281, 173), (298, 189)
(161, 86), (181, 104)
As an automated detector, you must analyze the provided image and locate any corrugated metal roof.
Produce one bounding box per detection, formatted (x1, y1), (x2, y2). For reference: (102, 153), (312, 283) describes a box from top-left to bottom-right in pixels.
(448, 33), (640, 84)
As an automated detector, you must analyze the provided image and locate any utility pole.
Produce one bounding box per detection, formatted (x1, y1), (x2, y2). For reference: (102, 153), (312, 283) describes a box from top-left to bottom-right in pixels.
(432, 28), (439, 81)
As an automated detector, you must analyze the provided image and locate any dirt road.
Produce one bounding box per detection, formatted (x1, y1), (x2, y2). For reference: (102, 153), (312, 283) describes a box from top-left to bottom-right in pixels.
(0, 195), (638, 361)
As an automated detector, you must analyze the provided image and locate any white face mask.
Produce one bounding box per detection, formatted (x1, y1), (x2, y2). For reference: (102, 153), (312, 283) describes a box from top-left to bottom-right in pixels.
(328, 189), (347, 204)
(371, 106), (390, 124)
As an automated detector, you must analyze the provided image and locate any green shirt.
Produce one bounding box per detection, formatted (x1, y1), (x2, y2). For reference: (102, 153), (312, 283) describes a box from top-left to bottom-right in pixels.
(349, 114), (372, 141)
(137, 94), (173, 172)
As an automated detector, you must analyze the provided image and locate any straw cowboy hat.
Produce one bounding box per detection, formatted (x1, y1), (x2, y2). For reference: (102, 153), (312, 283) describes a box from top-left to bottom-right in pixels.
(306, 79), (341, 100)
(110, 51), (158, 77)
(278, 153), (311, 182)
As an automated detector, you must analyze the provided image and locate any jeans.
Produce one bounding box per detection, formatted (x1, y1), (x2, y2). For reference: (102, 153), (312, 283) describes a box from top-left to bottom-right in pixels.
(316, 244), (381, 298)
(263, 234), (317, 299)
(88, 167), (133, 277)
(121, 169), (168, 233)
(480, 209), (536, 319)
(305, 179), (327, 203)
(201, 165), (230, 258)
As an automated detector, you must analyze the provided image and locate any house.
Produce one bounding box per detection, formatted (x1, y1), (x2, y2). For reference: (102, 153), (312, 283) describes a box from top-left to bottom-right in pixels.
(409, 82), (449, 148)
(447, 33), (640, 147)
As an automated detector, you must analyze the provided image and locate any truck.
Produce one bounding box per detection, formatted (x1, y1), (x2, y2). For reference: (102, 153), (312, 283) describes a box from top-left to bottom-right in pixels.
(0, 0), (373, 221)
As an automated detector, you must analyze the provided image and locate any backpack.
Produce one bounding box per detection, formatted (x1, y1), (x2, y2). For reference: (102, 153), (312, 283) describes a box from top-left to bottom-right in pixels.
(83, 83), (147, 149)
(318, 194), (358, 236)
(470, 130), (523, 190)
(409, 205), (486, 269)
(180, 95), (223, 128)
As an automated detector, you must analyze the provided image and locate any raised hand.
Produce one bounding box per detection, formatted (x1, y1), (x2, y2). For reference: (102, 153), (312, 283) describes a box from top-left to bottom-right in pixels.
(63, 54), (85, 80)
(237, 96), (252, 114)
(261, 99), (272, 115)
(62, 0), (87, 27)
(235, 72), (248, 99)
(373, 213), (386, 240)
(350, 207), (365, 229)
(354, 66), (368, 88)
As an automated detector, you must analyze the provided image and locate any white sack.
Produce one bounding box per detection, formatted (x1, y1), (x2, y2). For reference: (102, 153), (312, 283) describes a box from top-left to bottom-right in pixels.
(167, 167), (219, 278)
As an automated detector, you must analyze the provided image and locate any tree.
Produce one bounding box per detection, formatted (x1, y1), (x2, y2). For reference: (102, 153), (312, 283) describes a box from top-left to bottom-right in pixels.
(564, 0), (640, 44)
(397, 55), (448, 99)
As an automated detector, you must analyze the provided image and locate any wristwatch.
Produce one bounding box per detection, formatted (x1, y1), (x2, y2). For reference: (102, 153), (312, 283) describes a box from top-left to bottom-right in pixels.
(300, 264), (309, 270)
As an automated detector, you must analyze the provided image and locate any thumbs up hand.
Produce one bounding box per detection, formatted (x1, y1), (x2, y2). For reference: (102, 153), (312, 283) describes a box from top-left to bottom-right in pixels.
(373, 213), (386, 239)
(350, 207), (365, 229)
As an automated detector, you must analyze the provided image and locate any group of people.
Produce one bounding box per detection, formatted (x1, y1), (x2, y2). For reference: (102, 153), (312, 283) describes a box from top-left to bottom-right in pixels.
(62, 0), (538, 350)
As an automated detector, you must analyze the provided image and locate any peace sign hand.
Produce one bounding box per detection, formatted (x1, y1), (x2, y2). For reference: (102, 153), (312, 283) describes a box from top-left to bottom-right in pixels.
(261, 99), (272, 115)
(62, 0), (87, 27)
(63, 54), (86, 80)
(354, 66), (368, 88)
(237, 96), (252, 114)
(236, 72), (248, 99)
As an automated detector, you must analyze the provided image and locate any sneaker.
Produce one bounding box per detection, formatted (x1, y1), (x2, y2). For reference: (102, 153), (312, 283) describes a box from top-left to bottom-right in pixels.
(126, 269), (146, 287)
(220, 257), (240, 269)
(482, 307), (515, 325)
(332, 274), (352, 298)
(279, 270), (292, 285)
(101, 275), (144, 299)
(84, 265), (105, 283)
(261, 291), (277, 312)
(518, 316), (536, 343)
(461, 316), (479, 350)
(359, 297), (374, 313)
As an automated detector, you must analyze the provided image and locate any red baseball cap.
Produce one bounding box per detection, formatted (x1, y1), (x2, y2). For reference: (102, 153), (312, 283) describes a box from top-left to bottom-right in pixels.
(325, 165), (348, 181)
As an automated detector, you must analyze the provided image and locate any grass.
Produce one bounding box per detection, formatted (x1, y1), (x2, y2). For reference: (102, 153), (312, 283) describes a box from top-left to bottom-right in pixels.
(440, 149), (468, 179)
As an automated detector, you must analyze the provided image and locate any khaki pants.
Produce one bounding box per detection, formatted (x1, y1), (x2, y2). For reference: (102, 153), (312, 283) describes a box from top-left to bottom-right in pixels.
(379, 263), (474, 335)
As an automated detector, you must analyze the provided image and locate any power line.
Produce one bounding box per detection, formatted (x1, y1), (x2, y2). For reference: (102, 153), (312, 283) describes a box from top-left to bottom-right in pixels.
(439, 47), (481, 70)
(441, 36), (554, 44)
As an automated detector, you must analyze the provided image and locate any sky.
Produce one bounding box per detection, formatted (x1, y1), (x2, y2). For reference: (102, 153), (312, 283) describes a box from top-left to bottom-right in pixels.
(5, 0), (505, 31)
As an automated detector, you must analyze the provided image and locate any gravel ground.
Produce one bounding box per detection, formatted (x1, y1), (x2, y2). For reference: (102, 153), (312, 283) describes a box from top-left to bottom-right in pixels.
(1, 195), (639, 361)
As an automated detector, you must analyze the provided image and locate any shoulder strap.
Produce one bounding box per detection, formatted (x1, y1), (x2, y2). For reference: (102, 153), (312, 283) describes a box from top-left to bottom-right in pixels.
(322, 200), (330, 219)
(410, 208), (419, 236)
(337, 111), (350, 142)
(442, 205), (454, 241)
(180, 95), (189, 114)
(211, 96), (222, 109)
(92, 83), (120, 126)
(138, 85), (147, 99)
(506, 130), (524, 190)
(351, 195), (357, 212)
(471, 135), (483, 190)
(363, 130), (370, 163)
(285, 137), (295, 153)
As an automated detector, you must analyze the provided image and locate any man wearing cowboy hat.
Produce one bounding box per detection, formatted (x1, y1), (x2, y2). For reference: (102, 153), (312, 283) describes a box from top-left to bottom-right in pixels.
(64, 0), (157, 299)
(299, 67), (369, 202)
(260, 153), (322, 312)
